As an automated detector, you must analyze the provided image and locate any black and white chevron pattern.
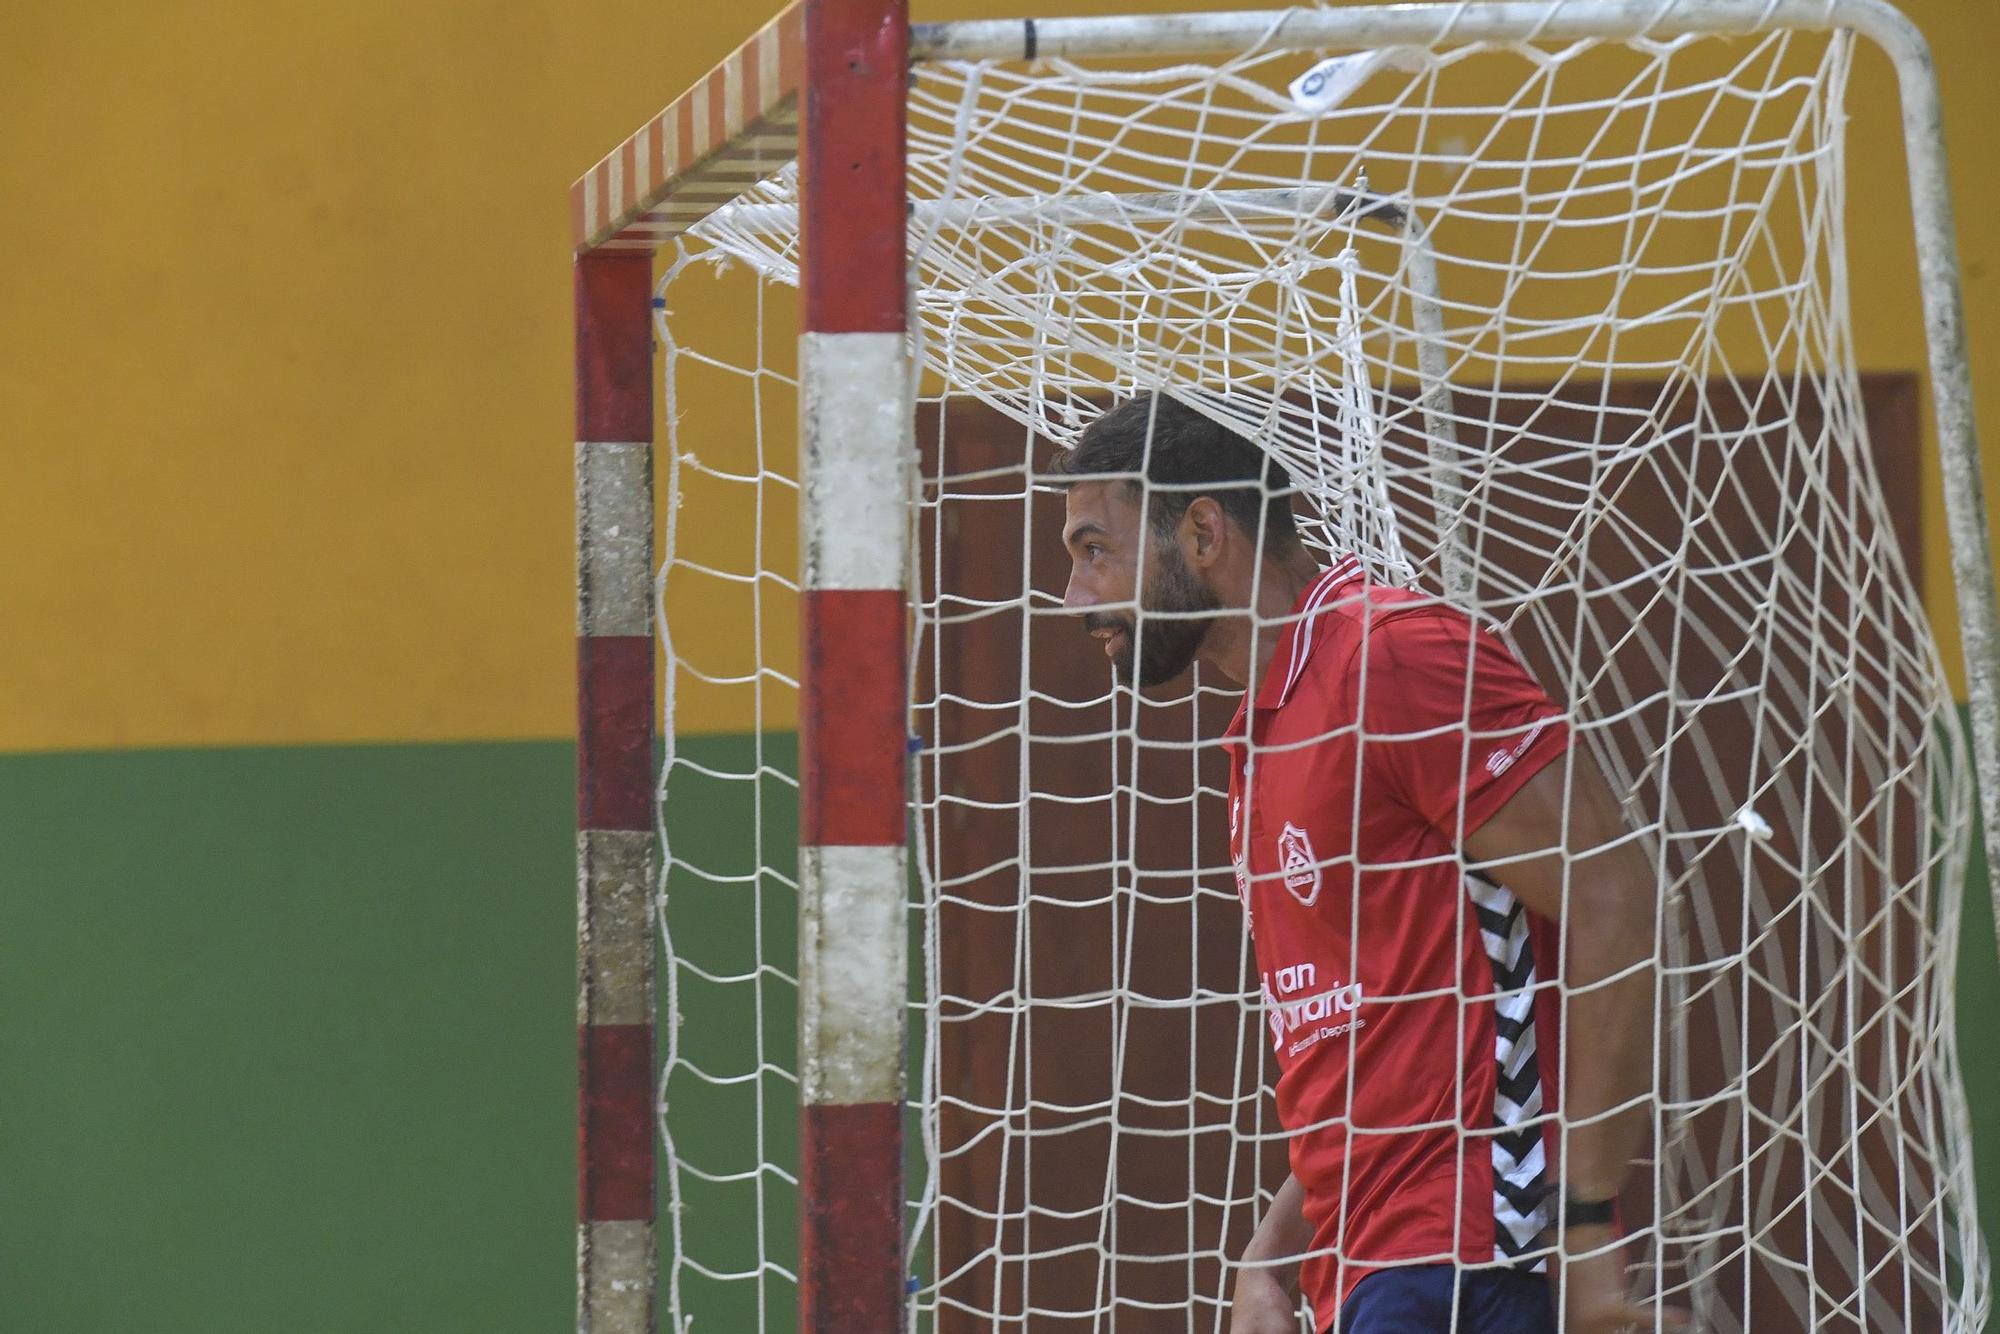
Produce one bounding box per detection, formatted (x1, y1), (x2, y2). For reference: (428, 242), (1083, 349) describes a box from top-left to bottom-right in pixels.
(1466, 870), (1553, 1264)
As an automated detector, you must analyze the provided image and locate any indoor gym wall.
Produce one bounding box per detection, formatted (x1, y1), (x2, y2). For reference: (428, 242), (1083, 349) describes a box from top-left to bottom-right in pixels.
(1, 0), (1996, 1329)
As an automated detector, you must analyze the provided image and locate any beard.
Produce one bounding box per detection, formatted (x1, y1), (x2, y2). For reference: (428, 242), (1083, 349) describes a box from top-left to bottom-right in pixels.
(1086, 542), (1219, 688)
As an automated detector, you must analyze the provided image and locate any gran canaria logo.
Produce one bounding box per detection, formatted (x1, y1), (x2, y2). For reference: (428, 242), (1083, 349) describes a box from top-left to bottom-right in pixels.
(1261, 962), (1365, 1057)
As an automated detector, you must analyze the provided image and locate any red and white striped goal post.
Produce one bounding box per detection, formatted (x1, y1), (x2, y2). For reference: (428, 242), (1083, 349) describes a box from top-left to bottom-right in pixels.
(572, 0), (912, 1330)
(569, 1), (2000, 1330)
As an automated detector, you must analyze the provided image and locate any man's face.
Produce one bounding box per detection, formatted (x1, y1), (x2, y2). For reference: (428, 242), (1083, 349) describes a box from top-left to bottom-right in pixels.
(1060, 481), (1218, 688)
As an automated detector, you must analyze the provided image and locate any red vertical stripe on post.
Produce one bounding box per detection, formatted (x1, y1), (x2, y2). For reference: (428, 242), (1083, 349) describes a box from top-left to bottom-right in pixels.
(578, 635), (655, 831)
(579, 1024), (657, 1220)
(743, 34), (763, 118)
(801, 0), (909, 334)
(575, 252), (654, 441)
(800, 1102), (905, 1332)
(801, 589), (907, 846)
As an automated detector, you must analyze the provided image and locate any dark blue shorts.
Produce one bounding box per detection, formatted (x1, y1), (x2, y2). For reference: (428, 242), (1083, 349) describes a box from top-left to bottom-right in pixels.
(1332, 1265), (1555, 1334)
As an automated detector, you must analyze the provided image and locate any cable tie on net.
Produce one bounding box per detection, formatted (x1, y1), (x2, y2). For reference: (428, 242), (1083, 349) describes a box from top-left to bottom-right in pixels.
(1733, 807), (1774, 841)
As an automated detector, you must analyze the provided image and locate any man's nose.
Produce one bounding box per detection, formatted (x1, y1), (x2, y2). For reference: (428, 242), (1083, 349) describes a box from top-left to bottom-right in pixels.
(1062, 564), (1095, 612)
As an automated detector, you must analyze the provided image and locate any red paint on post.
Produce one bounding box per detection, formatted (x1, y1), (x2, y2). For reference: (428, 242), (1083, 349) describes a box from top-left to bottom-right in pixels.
(575, 252), (653, 441)
(801, 589), (906, 845)
(743, 36), (762, 115)
(800, 1101), (904, 1332)
(801, 0), (908, 334)
(578, 1023), (656, 1221)
(579, 635), (655, 832)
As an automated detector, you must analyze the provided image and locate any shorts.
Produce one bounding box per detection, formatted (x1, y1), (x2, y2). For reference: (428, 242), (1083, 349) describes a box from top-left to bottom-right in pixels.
(1332, 1265), (1556, 1334)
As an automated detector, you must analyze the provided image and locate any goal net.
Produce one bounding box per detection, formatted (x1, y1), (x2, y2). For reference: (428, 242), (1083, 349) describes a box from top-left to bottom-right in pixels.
(640, 6), (1990, 1331)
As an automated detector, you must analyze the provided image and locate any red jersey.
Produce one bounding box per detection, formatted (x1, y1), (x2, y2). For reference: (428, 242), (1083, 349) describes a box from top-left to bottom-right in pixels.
(1223, 560), (1572, 1328)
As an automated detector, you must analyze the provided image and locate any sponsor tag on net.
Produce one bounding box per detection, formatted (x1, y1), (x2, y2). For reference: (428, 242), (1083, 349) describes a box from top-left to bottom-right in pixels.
(1288, 52), (1381, 115)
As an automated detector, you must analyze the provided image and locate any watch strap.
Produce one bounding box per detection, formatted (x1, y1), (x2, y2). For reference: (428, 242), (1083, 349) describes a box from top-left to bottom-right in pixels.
(1562, 1192), (1617, 1229)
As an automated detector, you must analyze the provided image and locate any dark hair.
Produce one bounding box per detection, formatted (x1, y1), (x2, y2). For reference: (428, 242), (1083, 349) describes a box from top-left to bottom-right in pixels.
(1051, 393), (1300, 553)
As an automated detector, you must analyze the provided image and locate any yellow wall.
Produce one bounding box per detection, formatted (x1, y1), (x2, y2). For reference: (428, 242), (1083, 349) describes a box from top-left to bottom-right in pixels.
(2, 0), (1995, 751)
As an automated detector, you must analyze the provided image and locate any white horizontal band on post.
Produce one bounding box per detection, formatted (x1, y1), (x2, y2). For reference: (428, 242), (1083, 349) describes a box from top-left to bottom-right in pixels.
(577, 829), (656, 1027)
(576, 440), (654, 638)
(578, 1221), (655, 1334)
(911, 0), (1901, 62)
(799, 332), (912, 593)
(799, 843), (908, 1105)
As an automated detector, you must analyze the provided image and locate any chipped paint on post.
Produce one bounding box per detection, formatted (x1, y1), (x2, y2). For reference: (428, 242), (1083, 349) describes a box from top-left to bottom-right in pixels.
(800, 843), (908, 1105)
(799, 332), (912, 593)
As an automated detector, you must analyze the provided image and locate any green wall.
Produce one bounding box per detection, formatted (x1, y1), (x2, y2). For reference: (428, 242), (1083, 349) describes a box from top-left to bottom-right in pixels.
(0, 743), (578, 1331)
(2, 735), (1995, 1330)
(1958, 787), (1998, 1290)
(0, 736), (809, 1332)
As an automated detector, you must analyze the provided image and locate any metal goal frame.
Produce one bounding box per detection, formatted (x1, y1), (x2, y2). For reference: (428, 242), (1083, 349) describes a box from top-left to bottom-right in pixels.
(568, 2), (1998, 1329)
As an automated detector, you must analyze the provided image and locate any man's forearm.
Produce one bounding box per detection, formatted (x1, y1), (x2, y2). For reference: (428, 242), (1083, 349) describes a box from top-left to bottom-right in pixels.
(1557, 865), (1654, 1201)
(1466, 760), (1659, 1208)
(1231, 1174), (1312, 1333)
(1238, 1172), (1312, 1285)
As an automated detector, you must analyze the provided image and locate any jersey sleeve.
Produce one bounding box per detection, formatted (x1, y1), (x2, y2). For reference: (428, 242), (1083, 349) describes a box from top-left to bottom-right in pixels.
(1349, 608), (1571, 842)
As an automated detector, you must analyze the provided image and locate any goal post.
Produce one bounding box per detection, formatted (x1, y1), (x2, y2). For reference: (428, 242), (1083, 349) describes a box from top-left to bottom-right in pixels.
(794, 6), (913, 1334)
(572, 1), (2000, 1330)
(574, 247), (659, 1332)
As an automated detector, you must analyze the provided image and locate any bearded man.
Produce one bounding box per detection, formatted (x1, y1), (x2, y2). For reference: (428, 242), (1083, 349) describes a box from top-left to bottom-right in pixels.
(1051, 394), (1673, 1334)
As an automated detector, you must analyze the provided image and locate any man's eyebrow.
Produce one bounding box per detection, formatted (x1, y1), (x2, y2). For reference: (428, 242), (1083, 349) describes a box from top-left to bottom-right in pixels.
(1063, 521), (1110, 547)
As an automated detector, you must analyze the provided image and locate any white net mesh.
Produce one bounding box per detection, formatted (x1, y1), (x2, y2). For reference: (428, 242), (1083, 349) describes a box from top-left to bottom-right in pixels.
(656, 16), (1987, 1333)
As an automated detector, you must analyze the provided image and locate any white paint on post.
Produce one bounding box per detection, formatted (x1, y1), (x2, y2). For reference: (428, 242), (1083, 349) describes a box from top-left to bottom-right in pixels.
(576, 440), (655, 638)
(577, 829), (656, 1027)
(799, 332), (911, 593)
(799, 842), (908, 1106)
(577, 1221), (656, 1334)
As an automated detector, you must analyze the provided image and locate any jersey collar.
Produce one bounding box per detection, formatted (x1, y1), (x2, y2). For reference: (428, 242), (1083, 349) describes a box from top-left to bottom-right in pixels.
(1222, 558), (1362, 752)
(1250, 556), (1363, 715)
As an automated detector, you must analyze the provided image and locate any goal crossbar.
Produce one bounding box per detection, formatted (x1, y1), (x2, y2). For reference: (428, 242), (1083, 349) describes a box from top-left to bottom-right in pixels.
(706, 185), (1408, 238)
(911, 0), (1934, 60)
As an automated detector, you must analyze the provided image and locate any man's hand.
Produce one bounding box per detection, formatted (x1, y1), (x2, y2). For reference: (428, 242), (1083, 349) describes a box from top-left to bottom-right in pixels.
(1229, 1266), (1302, 1334)
(1231, 1172), (1311, 1333)
(1556, 1223), (1689, 1333)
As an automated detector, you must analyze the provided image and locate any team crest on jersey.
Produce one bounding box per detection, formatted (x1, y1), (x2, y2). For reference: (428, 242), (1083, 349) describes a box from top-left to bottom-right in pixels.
(1277, 822), (1320, 905)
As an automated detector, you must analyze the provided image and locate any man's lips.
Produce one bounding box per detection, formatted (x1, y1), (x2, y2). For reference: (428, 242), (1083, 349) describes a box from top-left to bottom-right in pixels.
(1090, 624), (1128, 658)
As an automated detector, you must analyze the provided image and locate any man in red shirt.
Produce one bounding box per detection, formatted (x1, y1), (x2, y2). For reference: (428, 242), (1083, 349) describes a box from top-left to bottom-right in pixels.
(1051, 394), (1673, 1334)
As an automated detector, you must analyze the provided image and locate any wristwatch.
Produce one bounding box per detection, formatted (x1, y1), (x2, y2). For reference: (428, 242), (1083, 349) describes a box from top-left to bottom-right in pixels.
(1562, 1190), (1617, 1229)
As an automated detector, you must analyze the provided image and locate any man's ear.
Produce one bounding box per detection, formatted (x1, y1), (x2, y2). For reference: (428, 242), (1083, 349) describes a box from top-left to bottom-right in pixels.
(1182, 496), (1227, 568)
